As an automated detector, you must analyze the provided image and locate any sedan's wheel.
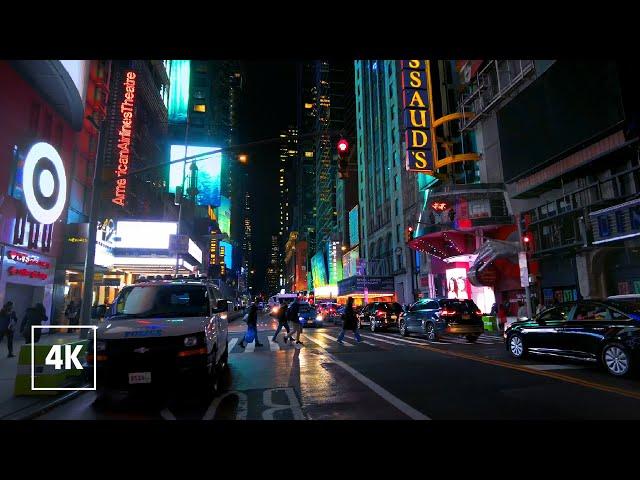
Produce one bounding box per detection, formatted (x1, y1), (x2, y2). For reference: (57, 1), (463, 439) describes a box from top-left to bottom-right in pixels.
(399, 320), (408, 337)
(425, 322), (437, 341)
(508, 333), (526, 358)
(602, 343), (632, 377)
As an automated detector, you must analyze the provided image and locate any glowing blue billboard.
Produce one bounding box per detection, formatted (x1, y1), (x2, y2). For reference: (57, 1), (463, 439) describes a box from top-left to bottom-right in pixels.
(169, 145), (222, 207)
(311, 250), (327, 289)
(216, 196), (231, 236)
(167, 60), (190, 123)
(220, 240), (233, 269)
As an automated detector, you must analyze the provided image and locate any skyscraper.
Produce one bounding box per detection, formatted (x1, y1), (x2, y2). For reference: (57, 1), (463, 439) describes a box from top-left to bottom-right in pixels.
(279, 127), (298, 287)
(266, 235), (279, 295)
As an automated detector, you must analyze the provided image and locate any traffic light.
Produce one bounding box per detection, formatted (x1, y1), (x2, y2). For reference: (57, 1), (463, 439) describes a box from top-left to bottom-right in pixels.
(405, 226), (414, 243)
(337, 138), (350, 179)
(523, 232), (532, 252)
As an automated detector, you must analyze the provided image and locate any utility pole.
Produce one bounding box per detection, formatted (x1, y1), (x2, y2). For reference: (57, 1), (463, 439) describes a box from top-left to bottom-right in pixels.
(79, 115), (107, 338)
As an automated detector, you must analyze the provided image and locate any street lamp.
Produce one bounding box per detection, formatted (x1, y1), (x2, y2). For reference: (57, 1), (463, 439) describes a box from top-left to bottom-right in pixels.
(238, 154), (248, 164)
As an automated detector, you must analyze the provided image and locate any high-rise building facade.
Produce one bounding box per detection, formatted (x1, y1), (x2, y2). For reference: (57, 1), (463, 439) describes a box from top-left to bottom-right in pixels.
(266, 234), (279, 295)
(279, 127), (297, 287)
(355, 60), (421, 304)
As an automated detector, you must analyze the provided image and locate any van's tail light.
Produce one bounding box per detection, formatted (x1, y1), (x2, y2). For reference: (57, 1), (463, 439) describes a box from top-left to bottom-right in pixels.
(376, 310), (386, 317)
(440, 309), (456, 316)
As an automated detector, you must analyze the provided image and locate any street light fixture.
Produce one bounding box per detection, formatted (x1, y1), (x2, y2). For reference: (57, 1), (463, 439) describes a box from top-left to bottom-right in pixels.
(238, 154), (248, 164)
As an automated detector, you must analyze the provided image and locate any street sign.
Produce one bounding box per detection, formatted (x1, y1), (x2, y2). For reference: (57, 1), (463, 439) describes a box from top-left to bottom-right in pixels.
(169, 234), (189, 255)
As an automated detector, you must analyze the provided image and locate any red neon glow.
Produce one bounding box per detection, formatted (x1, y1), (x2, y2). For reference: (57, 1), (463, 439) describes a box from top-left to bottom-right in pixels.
(431, 202), (449, 212)
(8, 266), (48, 280)
(523, 235), (531, 243)
(7, 250), (51, 269)
(112, 70), (137, 207)
(337, 139), (349, 152)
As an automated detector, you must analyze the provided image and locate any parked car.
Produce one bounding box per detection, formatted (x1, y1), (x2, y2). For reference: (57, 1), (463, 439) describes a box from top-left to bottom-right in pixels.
(316, 302), (339, 319)
(399, 298), (484, 342)
(87, 279), (230, 402)
(505, 298), (640, 377)
(357, 302), (403, 332)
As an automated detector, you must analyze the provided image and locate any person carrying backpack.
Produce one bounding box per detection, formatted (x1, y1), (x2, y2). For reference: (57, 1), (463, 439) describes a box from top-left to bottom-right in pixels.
(287, 297), (303, 345)
(337, 297), (361, 344)
(272, 302), (292, 343)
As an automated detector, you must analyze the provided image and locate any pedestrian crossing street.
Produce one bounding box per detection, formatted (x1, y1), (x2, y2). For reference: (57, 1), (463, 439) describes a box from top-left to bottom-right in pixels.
(228, 329), (505, 354)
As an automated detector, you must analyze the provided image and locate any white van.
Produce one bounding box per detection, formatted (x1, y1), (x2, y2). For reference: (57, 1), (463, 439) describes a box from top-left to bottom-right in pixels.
(268, 293), (299, 315)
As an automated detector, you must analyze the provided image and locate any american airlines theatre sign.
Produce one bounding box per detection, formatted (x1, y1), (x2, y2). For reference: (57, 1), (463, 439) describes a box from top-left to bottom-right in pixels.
(112, 70), (137, 208)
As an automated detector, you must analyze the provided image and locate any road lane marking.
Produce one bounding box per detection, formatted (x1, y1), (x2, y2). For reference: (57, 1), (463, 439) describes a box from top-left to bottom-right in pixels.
(359, 333), (403, 346)
(302, 334), (430, 420)
(369, 332), (442, 347)
(202, 390), (248, 420)
(523, 364), (586, 371)
(228, 338), (238, 352)
(266, 335), (280, 351)
(405, 341), (640, 402)
(262, 387), (305, 420)
(245, 341), (255, 353)
(160, 408), (176, 420)
(316, 332), (354, 347)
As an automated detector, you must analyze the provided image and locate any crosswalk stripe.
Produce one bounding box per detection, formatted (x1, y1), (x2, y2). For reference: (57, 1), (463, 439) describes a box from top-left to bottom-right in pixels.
(369, 332), (450, 347)
(266, 335), (280, 351)
(228, 338), (238, 352)
(344, 334), (376, 346)
(316, 332), (354, 347)
(245, 341), (255, 353)
(359, 333), (404, 346)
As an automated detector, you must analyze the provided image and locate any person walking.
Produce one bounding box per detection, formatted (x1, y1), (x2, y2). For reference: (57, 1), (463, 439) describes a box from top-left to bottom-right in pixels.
(238, 301), (263, 348)
(21, 303), (47, 344)
(287, 297), (303, 345)
(272, 302), (291, 343)
(0, 301), (18, 357)
(337, 297), (361, 344)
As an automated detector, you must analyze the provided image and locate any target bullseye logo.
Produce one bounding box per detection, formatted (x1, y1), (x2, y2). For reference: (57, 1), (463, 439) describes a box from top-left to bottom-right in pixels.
(23, 142), (67, 225)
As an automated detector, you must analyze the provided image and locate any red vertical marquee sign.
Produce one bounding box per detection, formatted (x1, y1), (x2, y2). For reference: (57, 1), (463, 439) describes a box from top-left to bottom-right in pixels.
(112, 71), (137, 207)
(401, 60), (437, 174)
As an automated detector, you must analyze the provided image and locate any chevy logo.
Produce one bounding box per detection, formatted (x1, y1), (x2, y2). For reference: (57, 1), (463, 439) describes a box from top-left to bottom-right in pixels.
(133, 347), (150, 354)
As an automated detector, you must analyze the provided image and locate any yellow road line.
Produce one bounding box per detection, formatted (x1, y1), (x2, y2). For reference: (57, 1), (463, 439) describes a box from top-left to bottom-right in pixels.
(414, 343), (640, 402)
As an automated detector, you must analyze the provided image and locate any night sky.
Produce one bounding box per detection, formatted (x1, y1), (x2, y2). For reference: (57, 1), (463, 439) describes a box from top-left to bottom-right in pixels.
(238, 61), (297, 295)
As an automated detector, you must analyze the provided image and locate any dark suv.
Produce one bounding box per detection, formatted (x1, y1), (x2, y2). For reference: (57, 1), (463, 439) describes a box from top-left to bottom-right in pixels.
(399, 298), (484, 342)
(357, 302), (403, 332)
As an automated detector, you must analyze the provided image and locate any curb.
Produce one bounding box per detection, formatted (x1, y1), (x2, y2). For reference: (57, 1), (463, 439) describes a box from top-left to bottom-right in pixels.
(1, 385), (89, 420)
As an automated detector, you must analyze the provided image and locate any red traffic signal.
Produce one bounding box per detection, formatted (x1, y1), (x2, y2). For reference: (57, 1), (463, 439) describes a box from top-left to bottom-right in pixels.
(523, 234), (531, 243)
(337, 138), (349, 158)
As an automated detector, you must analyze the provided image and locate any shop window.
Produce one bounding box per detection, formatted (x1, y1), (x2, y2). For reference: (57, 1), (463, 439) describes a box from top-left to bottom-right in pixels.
(194, 104), (206, 113)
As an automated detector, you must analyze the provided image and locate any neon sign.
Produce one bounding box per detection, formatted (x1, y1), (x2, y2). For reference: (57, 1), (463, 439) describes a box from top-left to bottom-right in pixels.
(7, 250), (51, 269)
(112, 71), (137, 207)
(8, 266), (48, 280)
(401, 60), (437, 175)
(431, 202), (449, 212)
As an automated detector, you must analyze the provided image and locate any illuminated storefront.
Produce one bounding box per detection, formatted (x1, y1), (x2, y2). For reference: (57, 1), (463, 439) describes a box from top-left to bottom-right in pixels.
(337, 275), (396, 306)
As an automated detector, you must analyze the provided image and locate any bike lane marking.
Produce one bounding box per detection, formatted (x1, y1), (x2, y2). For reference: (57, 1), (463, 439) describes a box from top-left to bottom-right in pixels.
(302, 333), (430, 420)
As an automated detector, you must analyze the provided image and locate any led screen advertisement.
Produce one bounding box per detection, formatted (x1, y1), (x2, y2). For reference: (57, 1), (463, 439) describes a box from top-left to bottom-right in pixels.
(167, 60), (190, 123)
(220, 240), (233, 269)
(446, 267), (470, 300)
(327, 241), (343, 286)
(216, 196), (231, 236)
(349, 206), (359, 247)
(169, 145), (222, 207)
(311, 250), (328, 289)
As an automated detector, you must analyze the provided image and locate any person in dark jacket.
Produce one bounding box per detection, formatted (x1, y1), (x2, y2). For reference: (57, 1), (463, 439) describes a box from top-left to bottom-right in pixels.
(272, 302), (292, 343)
(337, 297), (361, 344)
(238, 302), (263, 348)
(0, 301), (18, 357)
(21, 303), (48, 344)
(287, 297), (303, 345)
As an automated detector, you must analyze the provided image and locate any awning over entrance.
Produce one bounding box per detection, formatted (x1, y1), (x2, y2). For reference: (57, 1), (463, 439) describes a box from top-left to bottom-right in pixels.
(337, 275), (395, 298)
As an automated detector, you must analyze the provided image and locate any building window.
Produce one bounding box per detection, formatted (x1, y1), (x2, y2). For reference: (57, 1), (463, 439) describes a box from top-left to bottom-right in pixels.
(597, 216), (610, 238)
(616, 210), (626, 233)
(194, 90), (205, 99)
(194, 104), (206, 113)
(395, 198), (400, 216)
(630, 206), (640, 230)
(389, 84), (393, 98)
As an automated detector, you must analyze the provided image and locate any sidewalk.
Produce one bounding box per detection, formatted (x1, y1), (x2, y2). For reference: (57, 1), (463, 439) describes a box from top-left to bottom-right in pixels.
(0, 331), (87, 420)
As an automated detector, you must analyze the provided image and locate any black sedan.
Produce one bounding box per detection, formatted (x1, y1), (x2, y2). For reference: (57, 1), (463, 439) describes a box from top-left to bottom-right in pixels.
(357, 302), (403, 332)
(505, 299), (640, 377)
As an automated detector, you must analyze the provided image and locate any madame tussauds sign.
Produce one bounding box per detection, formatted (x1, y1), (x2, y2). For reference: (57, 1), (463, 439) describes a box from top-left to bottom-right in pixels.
(112, 70), (137, 207)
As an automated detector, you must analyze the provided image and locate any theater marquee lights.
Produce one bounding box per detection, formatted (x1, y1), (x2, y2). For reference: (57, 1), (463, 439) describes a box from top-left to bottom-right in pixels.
(112, 70), (137, 207)
(401, 60), (437, 175)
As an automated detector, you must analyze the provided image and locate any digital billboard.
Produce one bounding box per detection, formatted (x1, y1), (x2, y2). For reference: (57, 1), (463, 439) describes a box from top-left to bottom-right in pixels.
(169, 145), (222, 207)
(216, 196), (231, 236)
(342, 248), (359, 279)
(311, 250), (327, 289)
(327, 241), (343, 286)
(167, 60), (190, 123)
(116, 221), (176, 249)
(220, 240), (232, 270)
(349, 205), (359, 247)
(446, 267), (470, 300)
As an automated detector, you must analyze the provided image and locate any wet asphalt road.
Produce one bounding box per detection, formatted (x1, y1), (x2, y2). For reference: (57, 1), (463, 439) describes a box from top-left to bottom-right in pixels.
(36, 313), (640, 420)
